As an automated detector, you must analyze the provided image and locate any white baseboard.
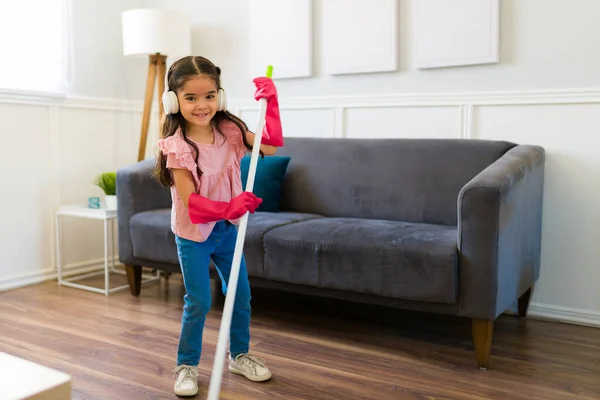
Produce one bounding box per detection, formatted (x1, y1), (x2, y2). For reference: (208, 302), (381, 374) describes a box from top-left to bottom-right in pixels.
(0, 257), (119, 292)
(525, 303), (600, 328)
(503, 302), (600, 328)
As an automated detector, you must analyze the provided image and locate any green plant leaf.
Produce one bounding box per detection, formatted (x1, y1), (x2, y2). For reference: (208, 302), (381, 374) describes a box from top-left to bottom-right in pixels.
(94, 172), (116, 195)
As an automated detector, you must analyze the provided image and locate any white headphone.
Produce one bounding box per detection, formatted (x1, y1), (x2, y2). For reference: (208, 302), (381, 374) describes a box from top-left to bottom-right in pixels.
(161, 61), (227, 115)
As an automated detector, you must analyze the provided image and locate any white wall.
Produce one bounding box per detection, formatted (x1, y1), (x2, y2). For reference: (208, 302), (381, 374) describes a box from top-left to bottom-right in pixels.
(1, 0), (599, 327)
(0, 97), (143, 290)
(68, 0), (158, 100)
(0, 0), (147, 289)
(155, 0), (600, 98)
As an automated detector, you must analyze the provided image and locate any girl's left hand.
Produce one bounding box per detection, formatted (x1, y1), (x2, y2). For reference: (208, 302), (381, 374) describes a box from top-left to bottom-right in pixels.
(253, 77), (284, 147)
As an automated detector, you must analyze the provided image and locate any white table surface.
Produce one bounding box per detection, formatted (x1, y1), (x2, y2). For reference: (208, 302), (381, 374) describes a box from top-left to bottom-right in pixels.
(57, 204), (116, 220)
(0, 352), (71, 399)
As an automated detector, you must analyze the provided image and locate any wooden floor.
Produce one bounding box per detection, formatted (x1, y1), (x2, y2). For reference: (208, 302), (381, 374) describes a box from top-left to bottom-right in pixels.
(1, 274), (599, 400)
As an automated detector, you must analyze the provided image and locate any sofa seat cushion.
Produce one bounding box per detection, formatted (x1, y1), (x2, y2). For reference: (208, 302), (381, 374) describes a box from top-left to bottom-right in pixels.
(130, 209), (178, 265)
(129, 209), (323, 276)
(263, 218), (458, 304)
(244, 211), (323, 277)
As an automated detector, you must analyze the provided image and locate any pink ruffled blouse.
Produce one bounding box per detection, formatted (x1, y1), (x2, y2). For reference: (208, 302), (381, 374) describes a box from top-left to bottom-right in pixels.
(157, 120), (247, 242)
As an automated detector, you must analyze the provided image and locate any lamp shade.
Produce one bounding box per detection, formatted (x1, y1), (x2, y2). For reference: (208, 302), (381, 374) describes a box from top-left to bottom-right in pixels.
(121, 9), (191, 57)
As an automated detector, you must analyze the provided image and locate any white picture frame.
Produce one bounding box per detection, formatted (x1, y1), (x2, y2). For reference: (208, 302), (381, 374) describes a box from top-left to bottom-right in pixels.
(322, 0), (399, 75)
(414, 0), (500, 69)
(248, 0), (313, 79)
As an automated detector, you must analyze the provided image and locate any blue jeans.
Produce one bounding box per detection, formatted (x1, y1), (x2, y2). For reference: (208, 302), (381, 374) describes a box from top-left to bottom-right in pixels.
(175, 221), (251, 366)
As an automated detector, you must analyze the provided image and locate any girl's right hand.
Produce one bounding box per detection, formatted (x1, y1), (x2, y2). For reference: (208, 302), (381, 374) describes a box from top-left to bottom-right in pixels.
(226, 192), (262, 219)
(187, 191), (262, 224)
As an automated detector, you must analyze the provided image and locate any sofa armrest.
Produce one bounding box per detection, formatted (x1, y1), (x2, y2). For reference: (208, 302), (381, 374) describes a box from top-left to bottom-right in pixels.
(457, 144), (545, 320)
(116, 159), (172, 265)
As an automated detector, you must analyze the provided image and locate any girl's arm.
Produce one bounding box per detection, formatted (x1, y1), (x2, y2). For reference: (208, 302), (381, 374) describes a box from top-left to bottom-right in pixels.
(173, 166), (262, 223)
(172, 168), (196, 208)
(245, 131), (277, 156)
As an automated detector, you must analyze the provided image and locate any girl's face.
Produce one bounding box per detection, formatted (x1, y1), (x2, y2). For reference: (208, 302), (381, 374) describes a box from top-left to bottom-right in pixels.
(176, 75), (218, 129)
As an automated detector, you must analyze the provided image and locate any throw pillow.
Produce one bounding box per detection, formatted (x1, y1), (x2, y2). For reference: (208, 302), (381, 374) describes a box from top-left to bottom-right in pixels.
(240, 155), (291, 212)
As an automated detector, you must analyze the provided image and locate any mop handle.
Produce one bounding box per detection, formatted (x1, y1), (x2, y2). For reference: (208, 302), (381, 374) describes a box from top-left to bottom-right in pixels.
(207, 66), (273, 400)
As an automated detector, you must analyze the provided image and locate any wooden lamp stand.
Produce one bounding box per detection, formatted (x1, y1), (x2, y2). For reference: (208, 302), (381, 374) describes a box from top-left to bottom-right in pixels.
(122, 8), (190, 162)
(137, 53), (167, 162)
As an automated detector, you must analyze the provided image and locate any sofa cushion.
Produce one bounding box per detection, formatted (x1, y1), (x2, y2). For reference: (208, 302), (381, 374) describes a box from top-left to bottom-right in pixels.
(275, 137), (516, 225)
(240, 155), (291, 212)
(263, 218), (458, 304)
(129, 208), (323, 277)
(130, 209), (178, 265)
(244, 211), (323, 277)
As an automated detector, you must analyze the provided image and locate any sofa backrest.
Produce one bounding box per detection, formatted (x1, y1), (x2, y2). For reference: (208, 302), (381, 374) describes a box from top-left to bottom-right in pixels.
(275, 137), (516, 226)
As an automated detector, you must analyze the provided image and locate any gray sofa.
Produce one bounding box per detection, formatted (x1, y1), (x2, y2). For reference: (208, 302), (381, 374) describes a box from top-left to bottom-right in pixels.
(117, 137), (545, 370)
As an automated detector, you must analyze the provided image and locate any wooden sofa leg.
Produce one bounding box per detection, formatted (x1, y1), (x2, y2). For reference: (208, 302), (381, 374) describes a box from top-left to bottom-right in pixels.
(125, 265), (142, 296)
(472, 319), (493, 370)
(518, 286), (533, 318)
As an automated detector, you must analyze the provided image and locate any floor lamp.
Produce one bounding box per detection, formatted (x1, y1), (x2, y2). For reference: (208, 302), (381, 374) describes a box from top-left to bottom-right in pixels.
(122, 9), (191, 162)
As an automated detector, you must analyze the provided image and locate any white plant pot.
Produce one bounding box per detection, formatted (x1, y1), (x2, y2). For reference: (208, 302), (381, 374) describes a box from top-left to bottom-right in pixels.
(105, 195), (117, 210)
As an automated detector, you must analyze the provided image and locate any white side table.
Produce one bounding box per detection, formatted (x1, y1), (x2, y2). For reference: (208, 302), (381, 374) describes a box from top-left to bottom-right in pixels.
(55, 204), (159, 295)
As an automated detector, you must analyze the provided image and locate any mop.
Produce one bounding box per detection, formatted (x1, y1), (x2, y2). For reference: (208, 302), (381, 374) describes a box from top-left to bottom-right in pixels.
(207, 65), (277, 400)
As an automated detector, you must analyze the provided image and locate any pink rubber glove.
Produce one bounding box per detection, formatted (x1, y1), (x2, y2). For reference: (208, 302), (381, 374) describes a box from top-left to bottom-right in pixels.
(188, 192), (262, 224)
(253, 77), (284, 147)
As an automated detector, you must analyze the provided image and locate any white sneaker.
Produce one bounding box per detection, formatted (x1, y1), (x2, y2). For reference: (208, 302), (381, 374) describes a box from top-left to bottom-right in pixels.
(173, 365), (198, 397)
(229, 353), (272, 382)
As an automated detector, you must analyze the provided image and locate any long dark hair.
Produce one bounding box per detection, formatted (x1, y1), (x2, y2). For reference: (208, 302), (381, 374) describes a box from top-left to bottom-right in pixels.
(153, 56), (259, 187)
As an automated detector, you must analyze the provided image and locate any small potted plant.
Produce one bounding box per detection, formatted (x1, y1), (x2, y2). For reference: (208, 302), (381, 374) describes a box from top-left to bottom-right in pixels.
(94, 172), (117, 209)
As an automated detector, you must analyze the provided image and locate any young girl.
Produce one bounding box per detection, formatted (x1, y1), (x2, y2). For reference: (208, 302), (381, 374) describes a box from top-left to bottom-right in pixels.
(153, 56), (282, 397)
